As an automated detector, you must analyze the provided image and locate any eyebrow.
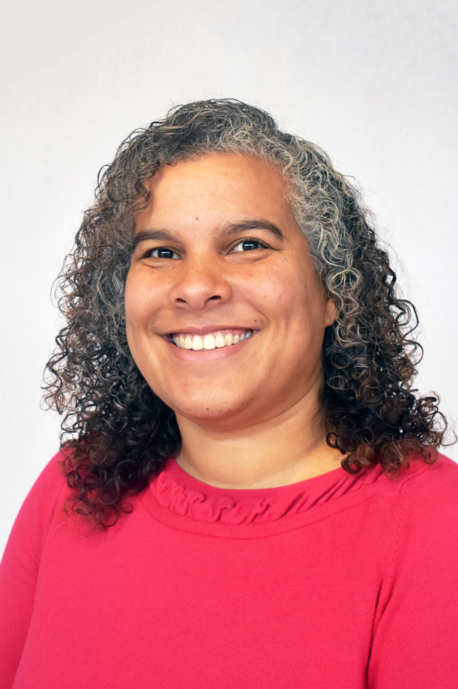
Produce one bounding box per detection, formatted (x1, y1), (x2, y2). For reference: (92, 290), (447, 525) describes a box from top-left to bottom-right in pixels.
(132, 219), (284, 249)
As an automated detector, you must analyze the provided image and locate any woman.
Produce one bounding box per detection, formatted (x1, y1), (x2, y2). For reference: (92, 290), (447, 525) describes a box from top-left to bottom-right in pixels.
(1, 99), (456, 688)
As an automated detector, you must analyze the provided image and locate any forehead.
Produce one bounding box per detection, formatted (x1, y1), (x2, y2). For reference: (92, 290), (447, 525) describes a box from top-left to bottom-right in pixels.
(135, 153), (294, 231)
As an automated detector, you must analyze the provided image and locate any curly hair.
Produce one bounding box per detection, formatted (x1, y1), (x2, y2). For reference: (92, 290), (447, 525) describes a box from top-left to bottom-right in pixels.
(44, 98), (448, 526)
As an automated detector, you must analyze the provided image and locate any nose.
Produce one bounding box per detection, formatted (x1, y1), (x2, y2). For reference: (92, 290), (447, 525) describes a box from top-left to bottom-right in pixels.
(169, 254), (232, 311)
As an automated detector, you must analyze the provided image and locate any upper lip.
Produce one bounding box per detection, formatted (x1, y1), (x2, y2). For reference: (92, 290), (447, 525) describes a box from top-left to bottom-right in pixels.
(161, 325), (255, 337)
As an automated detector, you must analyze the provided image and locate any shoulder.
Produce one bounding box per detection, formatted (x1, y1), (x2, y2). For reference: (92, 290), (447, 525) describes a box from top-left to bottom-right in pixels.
(22, 449), (71, 515)
(387, 453), (458, 570)
(370, 453), (458, 686)
(0, 451), (73, 685)
(397, 453), (458, 517)
(2, 450), (72, 562)
(373, 453), (458, 609)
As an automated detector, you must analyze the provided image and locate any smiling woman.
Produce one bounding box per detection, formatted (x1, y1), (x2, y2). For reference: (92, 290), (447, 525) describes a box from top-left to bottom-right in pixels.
(0, 100), (457, 689)
(125, 153), (338, 486)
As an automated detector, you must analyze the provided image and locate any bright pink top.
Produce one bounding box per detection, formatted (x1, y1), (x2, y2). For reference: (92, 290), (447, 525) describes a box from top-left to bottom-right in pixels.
(1, 452), (458, 688)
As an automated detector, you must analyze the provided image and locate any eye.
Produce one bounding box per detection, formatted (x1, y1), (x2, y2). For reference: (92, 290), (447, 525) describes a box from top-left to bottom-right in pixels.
(146, 247), (180, 259)
(230, 239), (267, 253)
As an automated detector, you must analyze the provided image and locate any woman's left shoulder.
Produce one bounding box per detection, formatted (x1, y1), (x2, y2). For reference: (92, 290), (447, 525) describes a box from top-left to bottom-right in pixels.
(369, 453), (458, 686)
(401, 452), (458, 495)
(395, 452), (458, 532)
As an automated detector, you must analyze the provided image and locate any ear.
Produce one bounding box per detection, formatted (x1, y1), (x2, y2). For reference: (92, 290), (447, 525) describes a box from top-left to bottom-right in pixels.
(324, 298), (337, 327)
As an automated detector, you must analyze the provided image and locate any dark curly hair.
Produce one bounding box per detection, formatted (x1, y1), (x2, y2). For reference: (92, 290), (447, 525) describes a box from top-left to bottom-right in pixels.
(44, 98), (448, 526)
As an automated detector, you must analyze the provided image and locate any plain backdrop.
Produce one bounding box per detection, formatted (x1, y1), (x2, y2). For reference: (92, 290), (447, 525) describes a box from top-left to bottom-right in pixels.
(1, 0), (457, 555)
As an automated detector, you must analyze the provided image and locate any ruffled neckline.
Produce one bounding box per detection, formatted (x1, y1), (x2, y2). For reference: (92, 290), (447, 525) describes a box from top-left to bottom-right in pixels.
(148, 458), (386, 526)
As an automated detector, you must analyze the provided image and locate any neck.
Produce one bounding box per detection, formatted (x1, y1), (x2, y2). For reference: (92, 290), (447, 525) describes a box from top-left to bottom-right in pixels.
(174, 393), (343, 490)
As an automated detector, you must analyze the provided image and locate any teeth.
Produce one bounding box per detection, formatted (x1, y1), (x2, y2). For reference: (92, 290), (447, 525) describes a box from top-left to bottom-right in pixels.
(173, 330), (253, 350)
(191, 335), (204, 350)
(215, 333), (226, 348)
(203, 334), (216, 350)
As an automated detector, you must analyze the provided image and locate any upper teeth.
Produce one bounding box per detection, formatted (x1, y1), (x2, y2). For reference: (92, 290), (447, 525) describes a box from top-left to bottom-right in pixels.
(172, 331), (252, 350)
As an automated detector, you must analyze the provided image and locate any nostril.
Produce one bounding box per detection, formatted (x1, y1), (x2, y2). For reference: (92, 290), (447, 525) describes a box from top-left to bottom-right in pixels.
(170, 273), (232, 310)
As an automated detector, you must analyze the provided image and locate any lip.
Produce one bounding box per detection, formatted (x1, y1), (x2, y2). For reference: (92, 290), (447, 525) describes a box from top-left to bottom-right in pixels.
(161, 325), (254, 338)
(163, 330), (257, 362)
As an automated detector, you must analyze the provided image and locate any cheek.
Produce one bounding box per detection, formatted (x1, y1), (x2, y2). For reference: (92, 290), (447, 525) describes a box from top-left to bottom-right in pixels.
(244, 266), (312, 320)
(125, 270), (160, 330)
(240, 261), (299, 305)
(264, 268), (329, 338)
(124, 278), (158, 376)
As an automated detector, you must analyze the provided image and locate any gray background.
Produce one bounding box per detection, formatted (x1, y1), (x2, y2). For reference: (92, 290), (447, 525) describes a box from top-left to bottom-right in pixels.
(1, 0), (457, 554)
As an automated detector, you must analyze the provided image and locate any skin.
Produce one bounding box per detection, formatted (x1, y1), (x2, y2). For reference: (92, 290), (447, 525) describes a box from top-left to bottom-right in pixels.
(125, 153), (342, 488)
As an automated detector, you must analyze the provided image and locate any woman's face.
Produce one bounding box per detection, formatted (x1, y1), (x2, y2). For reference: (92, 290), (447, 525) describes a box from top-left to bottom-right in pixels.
(125, 153), (336, 431)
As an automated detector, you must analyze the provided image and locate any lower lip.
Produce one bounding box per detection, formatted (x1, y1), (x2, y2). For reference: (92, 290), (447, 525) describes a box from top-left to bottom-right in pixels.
(164, 334), (256, 362)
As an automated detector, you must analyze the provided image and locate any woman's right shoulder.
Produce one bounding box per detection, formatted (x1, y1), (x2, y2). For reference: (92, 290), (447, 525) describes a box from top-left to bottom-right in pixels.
(2, 450), (73, 563)
(24, 449), (72, 511)
(0, 451), (74, 687)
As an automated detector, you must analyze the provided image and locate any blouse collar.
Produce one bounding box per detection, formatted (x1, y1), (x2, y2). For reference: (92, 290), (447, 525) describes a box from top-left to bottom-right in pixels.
(148, 458), (385, 526)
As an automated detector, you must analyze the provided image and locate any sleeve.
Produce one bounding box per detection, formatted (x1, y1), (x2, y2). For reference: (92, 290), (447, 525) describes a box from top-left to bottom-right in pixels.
(0, 453), (68, 689)
(368, 456), (458, 689)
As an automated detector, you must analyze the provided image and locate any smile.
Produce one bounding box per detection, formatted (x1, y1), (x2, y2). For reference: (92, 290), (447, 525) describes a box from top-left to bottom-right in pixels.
(172, 329), (253, 351)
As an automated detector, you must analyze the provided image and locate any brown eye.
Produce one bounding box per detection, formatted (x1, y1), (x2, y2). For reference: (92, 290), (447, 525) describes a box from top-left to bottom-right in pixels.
(147, 248), (180, 259)
(231, 239), (265, 253)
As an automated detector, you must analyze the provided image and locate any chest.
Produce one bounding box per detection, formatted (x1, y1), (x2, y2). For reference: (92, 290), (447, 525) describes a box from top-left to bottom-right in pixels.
(15, 501), (392, 689)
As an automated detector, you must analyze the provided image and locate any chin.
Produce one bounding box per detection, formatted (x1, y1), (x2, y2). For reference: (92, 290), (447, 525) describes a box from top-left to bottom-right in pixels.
(177, 403), (238, 423)
(172, 394), (252, 428)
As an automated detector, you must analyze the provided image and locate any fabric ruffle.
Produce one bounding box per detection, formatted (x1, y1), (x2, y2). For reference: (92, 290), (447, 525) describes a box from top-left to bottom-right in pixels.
(149, 458), (385, 525)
